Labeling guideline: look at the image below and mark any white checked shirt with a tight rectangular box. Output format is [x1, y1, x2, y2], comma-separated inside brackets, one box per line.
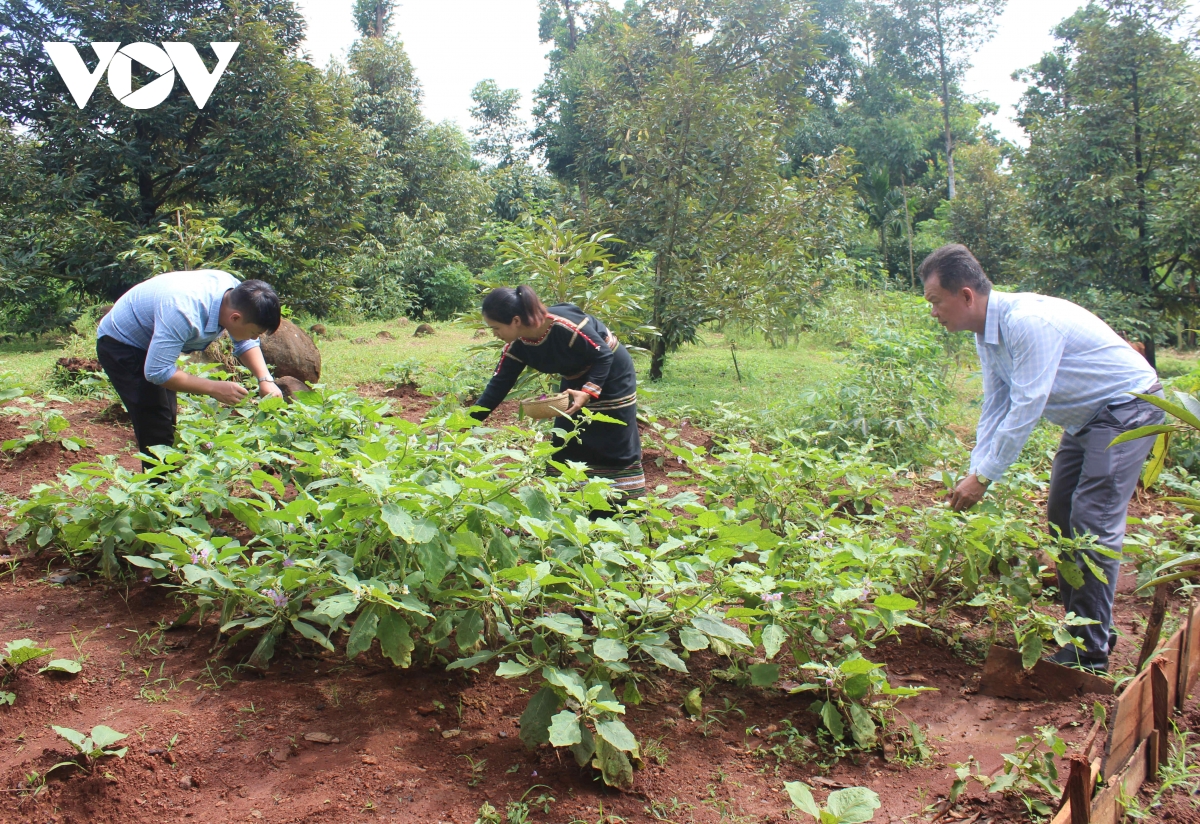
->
[970, 291, 1158, 481]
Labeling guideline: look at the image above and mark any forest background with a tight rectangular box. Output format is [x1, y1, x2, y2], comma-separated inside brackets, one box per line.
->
[1, 0, 1198, 378]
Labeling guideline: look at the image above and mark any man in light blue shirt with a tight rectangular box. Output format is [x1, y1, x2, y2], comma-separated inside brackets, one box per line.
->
[921, 244, 1163, 673]
[96, 270, 284, 465]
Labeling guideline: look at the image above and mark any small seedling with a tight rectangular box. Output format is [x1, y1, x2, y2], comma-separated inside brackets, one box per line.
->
[50, 724, 129, 773]
[784, 781, 881, 823]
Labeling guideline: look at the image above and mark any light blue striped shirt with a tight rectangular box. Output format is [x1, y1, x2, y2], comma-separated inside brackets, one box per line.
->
[971, 291, 1158, 481]
[96, 270, 260, 385]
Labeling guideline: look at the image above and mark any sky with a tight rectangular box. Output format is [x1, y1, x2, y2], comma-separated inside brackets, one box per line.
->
[294, 0, 1192, 145]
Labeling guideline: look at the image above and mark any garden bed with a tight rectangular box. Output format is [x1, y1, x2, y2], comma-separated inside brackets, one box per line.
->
[0, 397, 1196, 823]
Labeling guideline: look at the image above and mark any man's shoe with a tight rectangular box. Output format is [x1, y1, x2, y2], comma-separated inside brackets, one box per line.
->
[1045, 645, 1109, 674]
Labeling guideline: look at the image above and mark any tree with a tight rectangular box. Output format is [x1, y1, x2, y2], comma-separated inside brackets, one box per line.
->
[1017, 0, 1200, 366]
[0, 0, 371, 301]
[470, 80, 529, 168]
[535, 0, 819, 379]
[353, 0, 396, 38]
[888, 0, 1007, 199]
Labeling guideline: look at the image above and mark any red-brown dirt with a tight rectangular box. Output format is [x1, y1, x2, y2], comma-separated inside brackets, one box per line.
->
[0, 395, 1195, 823]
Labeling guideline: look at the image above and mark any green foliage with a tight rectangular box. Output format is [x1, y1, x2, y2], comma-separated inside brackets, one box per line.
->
[785, 781, 881, 823]
[1, 391, 87, 455]
[492, 216, 656, 340]
[51, 724, 129, 766]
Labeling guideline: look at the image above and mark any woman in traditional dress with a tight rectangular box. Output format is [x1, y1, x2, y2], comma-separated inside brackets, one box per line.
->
[471, 285, 645, 503]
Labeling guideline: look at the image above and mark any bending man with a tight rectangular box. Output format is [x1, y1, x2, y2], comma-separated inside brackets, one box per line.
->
[921, 244, 1163, 673]
[96, 270, 283, 465]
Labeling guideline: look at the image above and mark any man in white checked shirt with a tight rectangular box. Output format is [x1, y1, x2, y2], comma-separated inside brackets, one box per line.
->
[920, 244, 1164, 673]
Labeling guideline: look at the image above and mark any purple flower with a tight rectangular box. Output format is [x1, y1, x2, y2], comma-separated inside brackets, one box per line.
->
[261, 588, 288, 609]
[189, 547, 213, 564]
[531, 770, 538, 777]
[283, 557, 296, 568]
[143, 574, 152, 583]
[824, 678, 834, 689]
[762, 592, 783, 603]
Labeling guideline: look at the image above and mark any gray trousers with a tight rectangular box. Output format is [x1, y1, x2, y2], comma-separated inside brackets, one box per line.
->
[1047, 396, 1165, 657]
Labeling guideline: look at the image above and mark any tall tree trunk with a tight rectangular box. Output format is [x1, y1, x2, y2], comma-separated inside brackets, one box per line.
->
[935, 0, 956, 200]
[902, 172, 915, 288]
[649, 258, 667, 381]
[1132, 65, 1156, 369]
[560, 0, 589, 214]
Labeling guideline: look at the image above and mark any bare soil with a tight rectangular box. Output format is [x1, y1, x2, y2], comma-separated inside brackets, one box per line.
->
[0, 394, 1196, 823]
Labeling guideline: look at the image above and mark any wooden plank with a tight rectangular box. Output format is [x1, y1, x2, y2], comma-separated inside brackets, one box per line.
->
[1152, 660, 1171, 766]
[1183, 600, 1200, 700]
[979, 646, 1114, 701]
[1088, 737, 1150, 824]
[1051, 758, 1102, 824]
[1067, 756, 1093, 824]
[1104, 628, 1183, 780]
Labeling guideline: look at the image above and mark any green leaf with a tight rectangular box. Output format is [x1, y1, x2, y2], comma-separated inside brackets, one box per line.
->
[375, 609, 414, 668]
[690, 613, 752, 647]
[445, 650, 497, 671]
[684, 687, 703, 718]
[456, 609, 485, 653]
[570, 724, 596, 767]
[38, 659, 81, 675]
[1132, 392, 1200, 431]
[519, 687, 560, 750]
[3, 639, 54, 668]
[533, 613, 584, 639]
[290, 618, 335, 653]
[820, 700, 845, 739]
[642, 644, 688, 673]
[826, 787, 881, 823]
[595, 718, 638, 752]
[380, 504, 416, 542]
[52, 725, 87, 752]
[762, 624, 786, 660]
[89, 725, 127, 750]
[346, 603, 380, 660]
[0, 691, 14, 706]
[1109, 424, 1176, 446]
[749, 663, 780, 687]
[593, 638, 629, 661]
[496, 660, 537, 678]
[1020, 633, 1044, 670]
[784, 781, 822, 818]
[848, 703, 877, 748]
[873, 593, 918, 611]
[679, 627, 710, 651]
[543, 666, 588, 703]
[548, 711, 583, 747]
[592, 736, 634, 790]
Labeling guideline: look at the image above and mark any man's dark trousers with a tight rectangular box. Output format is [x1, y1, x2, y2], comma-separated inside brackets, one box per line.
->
[96, 336, 177, 467]
[1047, 395, 1165, 658]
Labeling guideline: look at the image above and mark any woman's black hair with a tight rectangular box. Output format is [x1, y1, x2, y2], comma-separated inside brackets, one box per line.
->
[481, 285, 547, 326]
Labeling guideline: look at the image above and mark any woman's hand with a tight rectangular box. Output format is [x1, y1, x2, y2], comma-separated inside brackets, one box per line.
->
[565, 389, 593, 415]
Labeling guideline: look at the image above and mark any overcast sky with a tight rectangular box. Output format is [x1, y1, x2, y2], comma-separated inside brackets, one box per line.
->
[294, 0, 1194, 145]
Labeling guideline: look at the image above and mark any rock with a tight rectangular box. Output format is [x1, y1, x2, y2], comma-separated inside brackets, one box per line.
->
[272, 748, 289, 763]
[178, 775, 195, 789]
[258, 318, 321, 384]
[413, 323, 435, 338]
[46, 569, 83, 585]
[361, 755, 378, 765]
[440, 729, 461, 739]
[377, 330, 395, 340]
[353, 336, 371, 345]
[304, 732, 339, 744]
[309, 323, 327, 336]
[274, 375, 310, 401]
[417, 705, 437, 716]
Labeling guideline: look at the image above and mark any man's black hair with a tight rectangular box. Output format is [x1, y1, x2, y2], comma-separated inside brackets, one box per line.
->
[918, 244, 993, 296]
[229, 279, 282, 333]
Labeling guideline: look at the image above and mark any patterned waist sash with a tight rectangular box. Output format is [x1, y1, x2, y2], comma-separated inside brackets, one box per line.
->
[588, 392, 637, 412]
